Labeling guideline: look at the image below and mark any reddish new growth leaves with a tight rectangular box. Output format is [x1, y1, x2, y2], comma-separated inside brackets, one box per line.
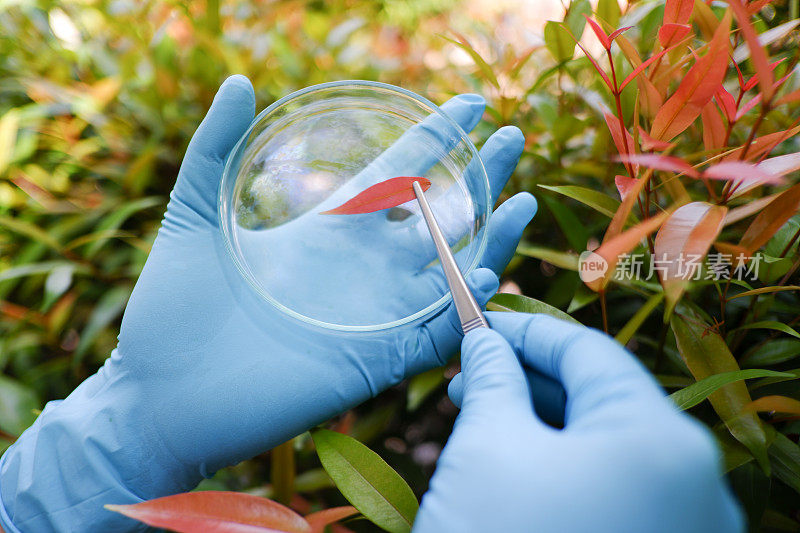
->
[320, 177, 430, 215]
[105, 491, 358, 533]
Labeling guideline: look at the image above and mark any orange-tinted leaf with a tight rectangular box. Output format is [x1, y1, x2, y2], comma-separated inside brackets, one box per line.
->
[724, 193, 781, 225]
[728, 0, 774, 101]
[715, 88, 738, 123]
[664, 0, 695, 25]
[758, 152, 800, 178]
[608, 26, 633, 42]
[650, 10, 731, 141]
[584, 15, 611, 49]
[306, 507, 359, 533]
[777, 88, 800, 106]
[701, 102, 726, 152]
[747, 0, 773, 14]
[617, 153, 700, 178]
[620, 46, 675, 90]
[585, 211, 670, 292]
[659, 23, 692, 47]
[736, 71, 793, 120]
[703, 161, 784, 190]
[743, 58, 785, 91]
[604, 113, 637, 167]
[723, 125, 800, 161]
[320, 177, 430, 215]
[740, 183, 800, 254]
[654, 202, 727, 311]
[693, 0, 720, 39]
[605, 174, 650, 241]
[104, 492, 311, 533]
[638, 126, 675, 151]
[614, 175, 638, 200]
[714, 241, 751, 266]
[746, 395, 800, 415]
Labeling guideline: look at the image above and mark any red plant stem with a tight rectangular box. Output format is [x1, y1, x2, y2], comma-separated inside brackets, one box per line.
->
[607, 48, 635, 179]
[740, 102, 770, 160]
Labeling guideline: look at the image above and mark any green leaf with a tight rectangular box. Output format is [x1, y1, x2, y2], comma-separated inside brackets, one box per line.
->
[731, 321, 800, 340]
[0, 216, 62, 252]
[487, 293, 580, 324]
[310, 428, 418, 533]
[729, 462, 771, 529]
[567, 284, 599, 313]
[669, 369, 793, 410]
[597, 0, 621, 26]
[0, 109, 19, 176]
[742, 339, 800, 367]
[565, 0, 592, 37]
[406, 368, 444, 411]
[769, 432, 800, 496]
[0, 375, 39, 436]
[671, 307, 771, 473]
[729, 285, 800, 300]
[515, 243, 579, 271]
[615, 293, 664, 345]
[750, 368, 800, 390]
[439, 34, 499, 88]
[84, 196, 163, 258]
[0, 261, 85, 283]
[544, 21, 576, 62]
[542, 193, 589, 251]
[537, 184, 620, 218]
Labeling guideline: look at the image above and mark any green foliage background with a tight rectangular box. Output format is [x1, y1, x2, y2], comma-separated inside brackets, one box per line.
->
[2, 0, 800, 530]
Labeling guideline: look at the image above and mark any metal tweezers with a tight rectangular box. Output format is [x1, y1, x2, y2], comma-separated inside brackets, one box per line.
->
[412, 181, 490, 335]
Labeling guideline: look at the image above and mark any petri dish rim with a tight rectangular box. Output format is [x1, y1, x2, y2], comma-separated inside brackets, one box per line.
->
[218, 79, 492, 332]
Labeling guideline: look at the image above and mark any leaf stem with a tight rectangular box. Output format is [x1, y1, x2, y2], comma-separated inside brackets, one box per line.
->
[600, 289, 609, 333]
[271, 439, 295, 506]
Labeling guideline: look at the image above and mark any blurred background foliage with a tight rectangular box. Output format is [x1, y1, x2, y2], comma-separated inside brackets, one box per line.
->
[2, 0, 800, 530]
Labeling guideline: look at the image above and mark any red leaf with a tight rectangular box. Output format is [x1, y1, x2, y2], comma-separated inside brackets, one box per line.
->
[105, 492, 311, 533]
[320, 177, 431, 215]
[614, 175, 639, 201]
[740, 184, 800, 254]
[664, 0, 694, 25]
[565, 27, 614, 89]
[701, 102, 726, 151]
[616, 153, 700, 178]
[658, 23, 692, 48]
[655, 202, 727, 310]
[777, 88, 800, 106]
[650, 11, 732, 140]
[743, 58, 785, 91]
[306, 507, 359, 533]
[584, 15, 611, 49]
[606, 174, 650, 241]
[620, 45, 676, 90]
[747, 0, 773, 15]
[728, 0, 774, 101]
[736, 71, 793, 120]
[604, 113, 637, 169]
[703, 161, 785, 194]
[758, 152, 800, 178]
[638, 126, 675, 151]
[715, 87, 738, 123]
[608, 26, 633, 42]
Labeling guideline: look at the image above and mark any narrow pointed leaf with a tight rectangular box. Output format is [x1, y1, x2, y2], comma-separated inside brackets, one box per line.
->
[608, 26, 633, 42]
[306, 507, 359, 533]
[693, 0, 720, 39]
[638, 126, 674, 151]
[715, 88, 738, 123]
[440, 34, 499, 89]
[585, 212, 670, 292]
[724, 194, 781, 226]
[740, 184, 800, 255]
[104, 492, 311, 533]
[659, 23, 692, 47]
[703, 161, 785, 191]
[743, 58, 785, 92]
[758, 153, 800, 178]
[670, 369, 793, 410]
[654, 202, 727, 311]
[620, 46, 675, 91]
[746, 395, 800, 415]
[604, 113, 637, 167]
[614, 175, 638, 200]
[664, 0, 695, 24]
[605, 174, 650, 241]
[615, 293, 664, 345]
[320, 177, 430, 215]
[733, 321, 800, 340]
[616, 153, 700, 178]
[727, 0, 774, 100]
[671, 308, 771, 472]
[537, 184, 620, 218]
[777, 88, 800, 106]
[769, 433, 800, 496]
[701, 102, 726, 152]
[729, 285, 800, 300]
[562, 23, 613, 89]
[311, 429, 418, 533]
[584, 15, 611, 49]
[488, 293, 579, 324]
[515, 244, 580, 271]
[650, 11, 731, 140]
[723, 125, 800, 161]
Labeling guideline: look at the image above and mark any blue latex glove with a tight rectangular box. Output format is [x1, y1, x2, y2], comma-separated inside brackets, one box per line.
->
[0, 76, 537, 532]
[414, 312, 745, 533]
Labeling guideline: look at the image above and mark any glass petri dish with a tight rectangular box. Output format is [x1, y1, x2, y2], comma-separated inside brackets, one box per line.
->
[219, 80, 491, 331]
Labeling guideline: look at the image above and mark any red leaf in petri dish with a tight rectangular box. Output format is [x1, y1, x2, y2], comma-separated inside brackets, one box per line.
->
[320, 176, 431, 215]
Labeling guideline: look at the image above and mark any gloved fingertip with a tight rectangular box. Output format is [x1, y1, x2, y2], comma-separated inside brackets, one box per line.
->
[466, 268, 499, 304]
[495, 125, 525, 152]
[447, 372, 464, 408]
[508, 191, 537, 222]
